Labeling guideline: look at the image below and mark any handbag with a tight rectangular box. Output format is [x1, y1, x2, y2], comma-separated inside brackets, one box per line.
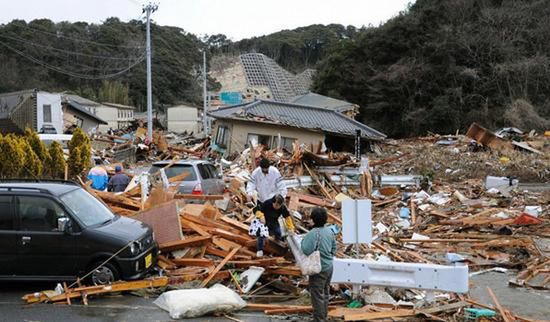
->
[299, 229, 322, 276]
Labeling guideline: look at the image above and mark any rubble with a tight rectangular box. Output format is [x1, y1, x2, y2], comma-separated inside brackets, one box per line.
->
[22, 124, 550, 321]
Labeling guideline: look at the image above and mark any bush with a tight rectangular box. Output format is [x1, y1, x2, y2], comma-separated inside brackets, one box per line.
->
[47, 141, 66, 179]
[0, 134, 25, 178]
[68, 128, 91, 177]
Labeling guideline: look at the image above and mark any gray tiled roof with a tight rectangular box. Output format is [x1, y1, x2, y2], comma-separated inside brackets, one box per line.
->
[289, 92, 357, 112]
[208, 100, 386, 140]
[62, 94, 108, 124]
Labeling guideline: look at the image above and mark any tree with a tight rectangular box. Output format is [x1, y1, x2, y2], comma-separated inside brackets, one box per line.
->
[0, 134, 25, 178]
[24, 128, 51, 168]
[67, 128, 91, 177]
[20, 139, 43, 178]
[47, 141, 66, 179]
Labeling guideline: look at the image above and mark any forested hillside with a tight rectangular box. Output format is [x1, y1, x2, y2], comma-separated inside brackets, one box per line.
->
[206, 24, 358, 72]
[313, 0, 550, 136]
[2, 0, 550, 137]
[0, 18, 204, 109]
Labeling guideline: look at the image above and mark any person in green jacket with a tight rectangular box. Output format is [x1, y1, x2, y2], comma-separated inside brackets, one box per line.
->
[301, 207, 337, 322]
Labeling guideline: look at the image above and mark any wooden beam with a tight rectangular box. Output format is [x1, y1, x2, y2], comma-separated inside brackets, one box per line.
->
[487, 287, 512, 322]
[344, 309, 416, 321]
[200, 247, 240, 288]
[171, 258, 215, 267]
[23, 277, 168, 304]
[159, 235, 212, 252]
[174, 194, 224, 200]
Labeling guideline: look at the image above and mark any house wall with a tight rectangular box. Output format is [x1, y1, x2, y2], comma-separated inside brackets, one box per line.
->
[36, 92, 63, 134]
[95, 106, 118, 132]
[212, 119, 324, 154]
[167, 106, 199, 133]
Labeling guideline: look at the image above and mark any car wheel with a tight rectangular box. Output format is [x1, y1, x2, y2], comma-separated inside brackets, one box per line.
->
[90, 262, 120, 285]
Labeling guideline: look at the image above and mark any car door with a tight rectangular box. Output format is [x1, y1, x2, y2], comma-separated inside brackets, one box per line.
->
[206, 163, 226, 194]
[0, 195, 16, 276]
[15, 195, 78, 278]
[197, 163, 217, 195]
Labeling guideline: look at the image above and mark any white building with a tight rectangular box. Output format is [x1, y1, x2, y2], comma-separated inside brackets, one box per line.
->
[167, 104, 200, 134]
[0, 89, 63, 134]
[95, 102, 135, 132]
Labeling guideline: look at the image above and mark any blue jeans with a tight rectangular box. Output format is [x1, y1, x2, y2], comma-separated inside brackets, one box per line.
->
[257, 225, 282, 251]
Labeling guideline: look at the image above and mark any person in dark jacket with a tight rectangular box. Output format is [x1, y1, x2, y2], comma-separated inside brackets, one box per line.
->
[253, 194, 295, 257]
[301, 207, 336, 322]
[108, 165, 130, 192]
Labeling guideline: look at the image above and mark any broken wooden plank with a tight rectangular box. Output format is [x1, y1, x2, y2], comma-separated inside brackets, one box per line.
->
[159, 235, 212, 252]
[487, 287, 512, 322]
[171, 258, 215, 267]
[200, 247, 240, 287]
[174, 194, 225, 200]
[23, 277, 168, 304]
[344, 309, 416, 321]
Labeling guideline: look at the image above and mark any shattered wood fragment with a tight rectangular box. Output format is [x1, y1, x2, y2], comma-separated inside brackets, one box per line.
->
[200, 247, 240, 287]
[171, 258, 214, 267]
[22, 277, 168, 304]
[487, 287, 512, 322]
[343, 309, 416, 321]
[159, 235, 212, 252]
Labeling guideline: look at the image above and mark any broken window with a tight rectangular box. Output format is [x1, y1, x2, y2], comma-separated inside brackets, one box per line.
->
[247, 133, 273, 149]
[43, 104, 52, 123]
[215, 126, 229, 148]
[279, 136, 296, 151]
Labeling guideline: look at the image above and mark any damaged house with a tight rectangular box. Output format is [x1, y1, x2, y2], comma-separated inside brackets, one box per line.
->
[208, 99, 386, 154]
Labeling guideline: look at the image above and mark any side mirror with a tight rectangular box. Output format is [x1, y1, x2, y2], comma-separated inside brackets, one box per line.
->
[57, 217, 70, 233]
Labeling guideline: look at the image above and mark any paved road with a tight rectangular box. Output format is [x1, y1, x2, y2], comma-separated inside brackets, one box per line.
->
[0, 282, 292, 322]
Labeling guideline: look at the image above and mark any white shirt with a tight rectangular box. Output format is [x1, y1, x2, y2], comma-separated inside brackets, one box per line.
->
[246, 166, 287, 203]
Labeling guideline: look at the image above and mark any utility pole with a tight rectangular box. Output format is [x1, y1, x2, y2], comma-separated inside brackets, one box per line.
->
[202, 50, 208, 136]
[144, 2, 158, 141]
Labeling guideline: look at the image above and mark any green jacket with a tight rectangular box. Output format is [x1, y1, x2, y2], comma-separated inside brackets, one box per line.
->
[301, 226, 337, 272]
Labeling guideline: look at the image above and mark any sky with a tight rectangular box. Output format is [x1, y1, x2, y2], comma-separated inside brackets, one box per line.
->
[0, 0, 412, 40]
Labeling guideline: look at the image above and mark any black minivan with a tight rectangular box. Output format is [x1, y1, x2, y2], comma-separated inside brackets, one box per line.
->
[0, 181, 158, 284]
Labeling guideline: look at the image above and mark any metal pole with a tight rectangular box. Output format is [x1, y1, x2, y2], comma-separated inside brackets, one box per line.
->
[202, 50, 208, 135]
[144, 3, 157, 141]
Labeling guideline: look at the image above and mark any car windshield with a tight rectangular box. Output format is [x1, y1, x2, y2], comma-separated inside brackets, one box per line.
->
[60, 188, 115, 227]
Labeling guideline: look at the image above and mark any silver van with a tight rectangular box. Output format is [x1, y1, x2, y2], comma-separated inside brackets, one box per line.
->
[148, 160, 225, 195]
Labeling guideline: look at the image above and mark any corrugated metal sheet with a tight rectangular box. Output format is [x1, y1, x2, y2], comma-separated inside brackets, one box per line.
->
[209, 100, 386, 140]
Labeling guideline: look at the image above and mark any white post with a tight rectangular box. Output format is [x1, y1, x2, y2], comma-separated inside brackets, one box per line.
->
[202, 50, 208, 135]
[144, 2, 157, 141]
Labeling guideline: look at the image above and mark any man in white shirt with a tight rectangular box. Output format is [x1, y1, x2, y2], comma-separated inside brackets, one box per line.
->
[247, 158, 287, 203]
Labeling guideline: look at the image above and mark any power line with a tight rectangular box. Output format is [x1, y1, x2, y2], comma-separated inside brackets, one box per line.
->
[11, 22, 145, 49]
[0, 33, 144, 61]
[0, 40, 145, 80]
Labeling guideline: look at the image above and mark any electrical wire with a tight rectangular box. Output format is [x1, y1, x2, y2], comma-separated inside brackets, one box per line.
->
[11, 22, 145, 49]
[0, 33, 144, 61]
[0, 40, 145, 80]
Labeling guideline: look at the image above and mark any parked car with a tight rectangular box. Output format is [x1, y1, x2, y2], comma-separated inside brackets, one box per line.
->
[0, 181, 158, 284]
[148, 160, 225, 195]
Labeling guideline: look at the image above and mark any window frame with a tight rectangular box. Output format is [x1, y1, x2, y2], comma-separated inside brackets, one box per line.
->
[43, 104, 52, 123]
[215, 126, 229, 148]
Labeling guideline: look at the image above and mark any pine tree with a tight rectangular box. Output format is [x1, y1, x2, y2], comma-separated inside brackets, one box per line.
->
[24, 128, 51, 171]
[68, 128, 91, 175]
[68, 146, 83, 177]
[20, 139, 43, 178]
[0, 134, 25, 178]
[47, 141, 67, 179]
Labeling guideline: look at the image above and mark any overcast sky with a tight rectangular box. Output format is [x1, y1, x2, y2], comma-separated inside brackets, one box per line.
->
[0, 0, 412, 40]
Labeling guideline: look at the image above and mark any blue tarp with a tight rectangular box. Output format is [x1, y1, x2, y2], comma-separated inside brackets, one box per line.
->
[220, 92, 242, 105]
